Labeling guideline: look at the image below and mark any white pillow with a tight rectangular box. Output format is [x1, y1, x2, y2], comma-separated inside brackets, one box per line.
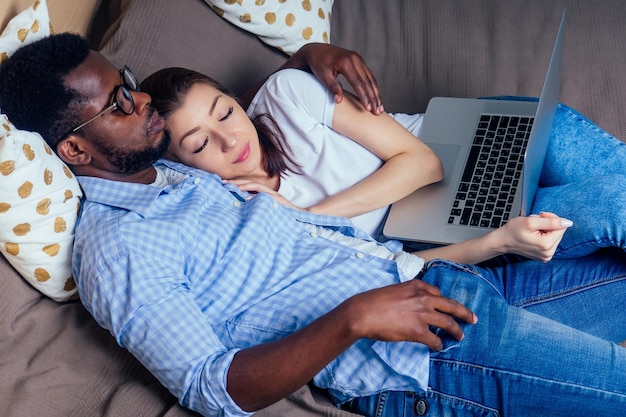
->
[203, 0, 334, 55]
[0, 0, 83, 302]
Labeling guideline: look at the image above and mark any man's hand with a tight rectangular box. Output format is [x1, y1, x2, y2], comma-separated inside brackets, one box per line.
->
[341, 279, 478, 352]
[227, 278, 476, 411]
[283, 43, 384, 114]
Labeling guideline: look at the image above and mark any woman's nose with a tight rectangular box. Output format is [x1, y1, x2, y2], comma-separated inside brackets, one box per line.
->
[218, 134, 237, 151]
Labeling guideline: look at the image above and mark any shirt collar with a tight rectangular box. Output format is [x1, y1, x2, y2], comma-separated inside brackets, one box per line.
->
[77, 159, 224, 216]
[76, 159, 366, 239]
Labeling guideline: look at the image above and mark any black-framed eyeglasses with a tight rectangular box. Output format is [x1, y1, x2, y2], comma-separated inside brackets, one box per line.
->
[70, 66, 140, 133]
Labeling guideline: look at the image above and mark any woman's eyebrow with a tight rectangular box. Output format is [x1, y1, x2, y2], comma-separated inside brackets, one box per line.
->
[209, 94, 222, 116]
[179, 126, 200, 145]
[179, 94, 223, 145]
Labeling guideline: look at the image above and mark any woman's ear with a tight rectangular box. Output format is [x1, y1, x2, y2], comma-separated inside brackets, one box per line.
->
[55, 135, 91, 167]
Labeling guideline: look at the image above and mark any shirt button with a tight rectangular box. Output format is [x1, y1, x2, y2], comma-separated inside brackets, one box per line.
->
[355, 252, 365, 259]
[310, 231, 319, 238]
[414, 399, 429, 416]
[233, 200, 241, 207]
[192, 177, 200, 184]
[272, 202, 279, 209]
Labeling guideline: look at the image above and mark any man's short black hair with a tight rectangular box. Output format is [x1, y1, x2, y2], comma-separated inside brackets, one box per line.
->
[0, 33, 90, 149]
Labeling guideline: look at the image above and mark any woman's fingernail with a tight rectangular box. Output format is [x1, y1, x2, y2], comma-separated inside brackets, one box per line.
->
[561, 219, 573, 227]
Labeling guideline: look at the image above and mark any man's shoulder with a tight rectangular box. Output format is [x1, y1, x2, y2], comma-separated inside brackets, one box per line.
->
[77, 175, 161, 215]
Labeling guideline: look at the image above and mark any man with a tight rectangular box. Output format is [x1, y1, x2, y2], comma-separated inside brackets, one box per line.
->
[2, 33, 626, 417]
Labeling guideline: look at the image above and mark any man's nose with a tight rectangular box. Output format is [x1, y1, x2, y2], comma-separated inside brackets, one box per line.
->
[132, 91, 153, 114]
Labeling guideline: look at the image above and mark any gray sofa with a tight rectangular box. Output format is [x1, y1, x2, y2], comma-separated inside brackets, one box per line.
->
[95, 0, 626, 141]
[2, 1, 626, 416]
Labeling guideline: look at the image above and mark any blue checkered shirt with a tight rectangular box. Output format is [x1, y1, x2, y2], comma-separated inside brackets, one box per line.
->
[73, 160, 430, 417]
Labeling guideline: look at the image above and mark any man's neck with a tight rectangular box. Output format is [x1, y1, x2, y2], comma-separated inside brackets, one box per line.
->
[73, 165, 158, 184]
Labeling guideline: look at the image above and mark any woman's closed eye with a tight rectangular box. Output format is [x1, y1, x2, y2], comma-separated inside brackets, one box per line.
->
[220, 106, 233, 121]
[193, 137, 209, 154]
[191, 107, 232, 153]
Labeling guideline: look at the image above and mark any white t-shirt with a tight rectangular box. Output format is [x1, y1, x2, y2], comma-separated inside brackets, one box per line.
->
[247, 69, 424, 237]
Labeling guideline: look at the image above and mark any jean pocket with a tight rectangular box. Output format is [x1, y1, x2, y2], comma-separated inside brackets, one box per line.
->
[428, 325, 463, 354]
[421, 390, 501, 417]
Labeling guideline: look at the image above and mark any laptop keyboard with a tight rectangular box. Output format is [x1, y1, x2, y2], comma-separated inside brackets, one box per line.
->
[448, 114, 534, 229]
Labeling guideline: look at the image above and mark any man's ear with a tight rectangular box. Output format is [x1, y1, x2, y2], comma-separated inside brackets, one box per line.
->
[55, 135, 91, 167]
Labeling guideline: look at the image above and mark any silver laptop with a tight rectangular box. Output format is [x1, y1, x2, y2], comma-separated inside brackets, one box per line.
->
[383, 10, 566, 245]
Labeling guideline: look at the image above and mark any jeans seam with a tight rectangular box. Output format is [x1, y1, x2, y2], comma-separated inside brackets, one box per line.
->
[513, 273, 626, 308]
[374, 390, 388, 417]
[556, 237, 624, 256]
[431, 357, 626, 399]
[425, 388, 500, 416]
[427, 259, 505, 298]
[563, 104, 614, 140]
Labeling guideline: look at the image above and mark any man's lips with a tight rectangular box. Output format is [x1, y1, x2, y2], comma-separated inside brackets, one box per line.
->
[147, 111, 165, 134]
[233, 142, 251, 163]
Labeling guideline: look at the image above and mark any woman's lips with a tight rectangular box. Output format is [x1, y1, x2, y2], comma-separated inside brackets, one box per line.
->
[233, 142, 251, 163]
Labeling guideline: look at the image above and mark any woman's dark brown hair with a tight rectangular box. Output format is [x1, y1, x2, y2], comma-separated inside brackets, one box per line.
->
[140, 67, 300, 178]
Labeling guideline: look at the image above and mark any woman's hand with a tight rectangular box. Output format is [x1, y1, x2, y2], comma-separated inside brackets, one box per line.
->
[490, 212, 573, 262]
[283, 43, 383, 114]
[415, 211, 573, 264]
[225, 179, 305, 211]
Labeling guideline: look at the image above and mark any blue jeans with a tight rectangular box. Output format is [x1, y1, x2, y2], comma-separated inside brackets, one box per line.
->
[345, 248, 626, 416]
[535, 102, 626, 258]
[484, 97, 626, 258]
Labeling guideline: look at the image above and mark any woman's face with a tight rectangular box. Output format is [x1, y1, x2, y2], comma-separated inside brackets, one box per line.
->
[164, 82, 263, 179]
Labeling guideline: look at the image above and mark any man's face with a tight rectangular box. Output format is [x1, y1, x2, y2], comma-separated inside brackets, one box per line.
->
[63, 52, 169, 175]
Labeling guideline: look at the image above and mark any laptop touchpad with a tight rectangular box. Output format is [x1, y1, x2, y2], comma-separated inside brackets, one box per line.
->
[426, 143, 460, 185]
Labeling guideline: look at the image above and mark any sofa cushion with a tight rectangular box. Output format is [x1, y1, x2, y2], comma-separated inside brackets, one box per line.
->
[97, 0, 287, 97]
[202, 0, 333, 55]
[329, 0, 626, 141]
[0, 0, 49, 62]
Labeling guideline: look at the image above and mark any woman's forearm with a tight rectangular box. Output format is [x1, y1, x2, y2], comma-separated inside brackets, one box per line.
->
[308, 150, 442, 219]
[308, 94, 443, 219]
[413, 232, 504, 265]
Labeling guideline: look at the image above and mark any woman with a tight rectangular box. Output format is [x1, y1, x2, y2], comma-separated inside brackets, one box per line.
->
[141, 67, 626, 264]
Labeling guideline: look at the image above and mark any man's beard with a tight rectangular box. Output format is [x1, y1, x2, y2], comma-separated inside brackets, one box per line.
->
[97, 129, 171, 174]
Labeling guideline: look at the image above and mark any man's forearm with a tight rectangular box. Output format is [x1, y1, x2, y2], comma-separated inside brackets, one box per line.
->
[226, 279, 477, 412]
[226, 300, 360, 412]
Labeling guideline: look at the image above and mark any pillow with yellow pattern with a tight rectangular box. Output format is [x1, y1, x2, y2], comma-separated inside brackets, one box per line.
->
[0, 116, 82, 302]
[0, 0, 51, 64]
[0, 0, 83, 302]
[203, 0, 334, 55]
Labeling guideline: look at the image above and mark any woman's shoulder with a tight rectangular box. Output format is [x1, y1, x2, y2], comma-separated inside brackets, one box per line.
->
[263, 68, 325, 94]
[250, 68, 334, 119]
